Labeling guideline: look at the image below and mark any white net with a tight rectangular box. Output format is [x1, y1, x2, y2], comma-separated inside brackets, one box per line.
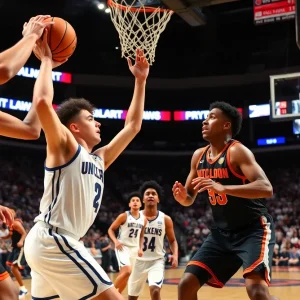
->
[108, 0, 173, 65]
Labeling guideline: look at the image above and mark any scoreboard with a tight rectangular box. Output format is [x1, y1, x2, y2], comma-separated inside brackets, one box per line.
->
[270, 72, 300, 121]
[254, 0, 295, 25]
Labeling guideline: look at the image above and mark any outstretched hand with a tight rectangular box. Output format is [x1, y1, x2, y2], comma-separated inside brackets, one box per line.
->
[22, 15, 54, 41]
[34, 29, 67, 69]
[172, 181, 188, 204]
[127, 49, 149, 82]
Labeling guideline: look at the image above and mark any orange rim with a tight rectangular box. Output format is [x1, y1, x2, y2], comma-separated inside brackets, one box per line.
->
[107, 0, 174, 13]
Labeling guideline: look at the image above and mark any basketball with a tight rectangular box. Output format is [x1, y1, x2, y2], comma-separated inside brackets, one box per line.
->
[34, 17, 77, 62]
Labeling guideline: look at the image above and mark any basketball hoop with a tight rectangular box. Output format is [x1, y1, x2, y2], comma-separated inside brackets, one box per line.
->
[107, 0, 174, 65]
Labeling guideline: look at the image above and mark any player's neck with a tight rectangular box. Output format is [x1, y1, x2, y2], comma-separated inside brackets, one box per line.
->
[143, 207, 158, 218]
[130, 209, 140, 218]
[209, 137, 231, 158]
[74, 136, 93, 153]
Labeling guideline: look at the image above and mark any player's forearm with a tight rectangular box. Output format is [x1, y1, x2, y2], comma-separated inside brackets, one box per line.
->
[180, 193, 196, 207]
[34, 57, 54, 106]
[20, 103, 41, 139]
[224, 180, 273, 199]
[124, 79, 146, 131]
[0, 34, 38, 84]
[169, 240, 178, 258]
[107, 229, 118, 244]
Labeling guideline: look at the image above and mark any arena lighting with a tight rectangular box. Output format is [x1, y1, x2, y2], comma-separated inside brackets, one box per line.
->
[0, 97, 171, 122]
[17, 66, 72, 84]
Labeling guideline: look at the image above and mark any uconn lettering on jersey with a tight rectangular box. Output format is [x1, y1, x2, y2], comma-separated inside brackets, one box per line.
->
[145, 227, 162, 236]
[81, 161, 104, 182]
[128, 223, 143, 229]
[198, 168, 229, 179]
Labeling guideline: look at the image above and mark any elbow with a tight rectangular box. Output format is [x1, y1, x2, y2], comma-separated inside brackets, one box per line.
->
[0, 64, 13, 85]
[127, 122, 141, 134]
[36, 97, 51, 112]
[28, 129, 40, 140]
[265, 183, 273, 198]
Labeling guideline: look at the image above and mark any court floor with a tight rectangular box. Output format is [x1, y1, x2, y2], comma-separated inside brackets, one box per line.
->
[23, 266, 300, 299]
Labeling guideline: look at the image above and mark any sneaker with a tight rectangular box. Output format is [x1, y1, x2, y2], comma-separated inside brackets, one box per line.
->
[19, 289, 28, 299]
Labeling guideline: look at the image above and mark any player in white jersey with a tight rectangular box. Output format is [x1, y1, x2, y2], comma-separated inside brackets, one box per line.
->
[108, 192, 147, 293]
[0, 15, 53, 300]
[23, 29, 149, 300]
[128, 181, 178, 300]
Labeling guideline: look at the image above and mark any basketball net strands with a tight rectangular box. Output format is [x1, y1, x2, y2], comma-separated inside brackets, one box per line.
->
[107, 0, 174, 65]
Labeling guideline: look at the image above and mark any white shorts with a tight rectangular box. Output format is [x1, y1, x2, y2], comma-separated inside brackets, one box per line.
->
[128, 258, 165, 296]
[115, 245, 138, 269]
[24, 222, 113, 300]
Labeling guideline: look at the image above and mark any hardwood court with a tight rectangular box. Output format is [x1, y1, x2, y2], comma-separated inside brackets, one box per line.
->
[23, 266, 300, 299]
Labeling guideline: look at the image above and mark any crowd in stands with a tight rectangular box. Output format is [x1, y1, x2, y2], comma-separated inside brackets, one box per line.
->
[0, 147, 300, 280]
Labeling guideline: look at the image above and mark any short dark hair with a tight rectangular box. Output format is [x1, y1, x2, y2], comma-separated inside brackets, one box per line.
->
[139, 180, 164, 201]
[127, 191, 142, 203]
[209, 101, 242, 137]
[56, 98, 95, 126]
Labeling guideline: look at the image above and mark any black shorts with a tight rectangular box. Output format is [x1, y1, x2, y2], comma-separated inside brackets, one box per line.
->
[0, 262, 9, 281]
[6, 247, 26, 270]
[185, 215, 275, 288]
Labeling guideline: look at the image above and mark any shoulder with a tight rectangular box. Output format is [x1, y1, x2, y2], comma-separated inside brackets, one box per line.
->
[228, 141, 255, 163]
[164, 214, 173, 225]
[191, 146, 209, 165]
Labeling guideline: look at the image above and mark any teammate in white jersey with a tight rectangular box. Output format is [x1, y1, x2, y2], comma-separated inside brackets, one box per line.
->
[24, 29, 149, 300]
[0, 15, 53, 300]
[108, 192, 147, 293]
[128, 181, 178, 300]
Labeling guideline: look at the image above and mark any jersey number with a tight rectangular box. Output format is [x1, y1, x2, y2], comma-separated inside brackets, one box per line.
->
[208, 188, 228, 206]
[129, 228, 138, 238]
[93, 183, 102, 213]
[143, 237, 156, 252]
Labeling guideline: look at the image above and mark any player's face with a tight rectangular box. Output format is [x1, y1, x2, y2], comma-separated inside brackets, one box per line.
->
[202, 108, 230, 141]
[129, 197, 142, 210]
[143, 188, 159, 207]
[74, 110, 101, 146]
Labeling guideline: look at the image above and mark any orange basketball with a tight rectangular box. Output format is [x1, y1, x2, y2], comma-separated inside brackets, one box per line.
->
[34, 17, 77, 62]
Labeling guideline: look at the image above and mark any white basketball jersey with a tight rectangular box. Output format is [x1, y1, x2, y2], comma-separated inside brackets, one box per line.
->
[138, 210, 166, 261]
[117, 211, 145, 247]
[35, 145, 104, 238]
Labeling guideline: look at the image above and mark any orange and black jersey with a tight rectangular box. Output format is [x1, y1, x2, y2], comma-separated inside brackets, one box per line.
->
[9, 218, 23, 248]
[197, 139, 268, 231]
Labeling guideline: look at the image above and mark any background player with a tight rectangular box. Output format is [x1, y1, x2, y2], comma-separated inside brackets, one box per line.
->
[128, 180, 178, 300]
[0, 15, 52, 300]
[2, 209, 28, 298]
[108, 192, 147, 294]
[173, 101, 278, 300]
[24, 28, 149, 300]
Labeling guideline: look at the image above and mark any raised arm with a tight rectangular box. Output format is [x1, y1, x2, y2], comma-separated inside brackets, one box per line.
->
[94, 49, 149, 170]
[165, 215, 178, 268]
[172, 148, 205, 206]
[0, 109, 40, 140]
[108, 213, 127, 251]
[0, 15, 53, 84]
[33, 30, 77, 167]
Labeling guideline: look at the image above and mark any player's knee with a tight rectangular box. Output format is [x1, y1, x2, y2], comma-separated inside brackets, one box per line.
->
[121, 266, 132, 278]
[149, 285, 160, 299]
[246, 284, 269, 300]
[178, 273, 201, 294]
[0, 280, 19, 300]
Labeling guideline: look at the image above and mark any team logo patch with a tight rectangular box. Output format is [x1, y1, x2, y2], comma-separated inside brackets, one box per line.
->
[164, 278, 300, 287]
[218, 157, 224, 164]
